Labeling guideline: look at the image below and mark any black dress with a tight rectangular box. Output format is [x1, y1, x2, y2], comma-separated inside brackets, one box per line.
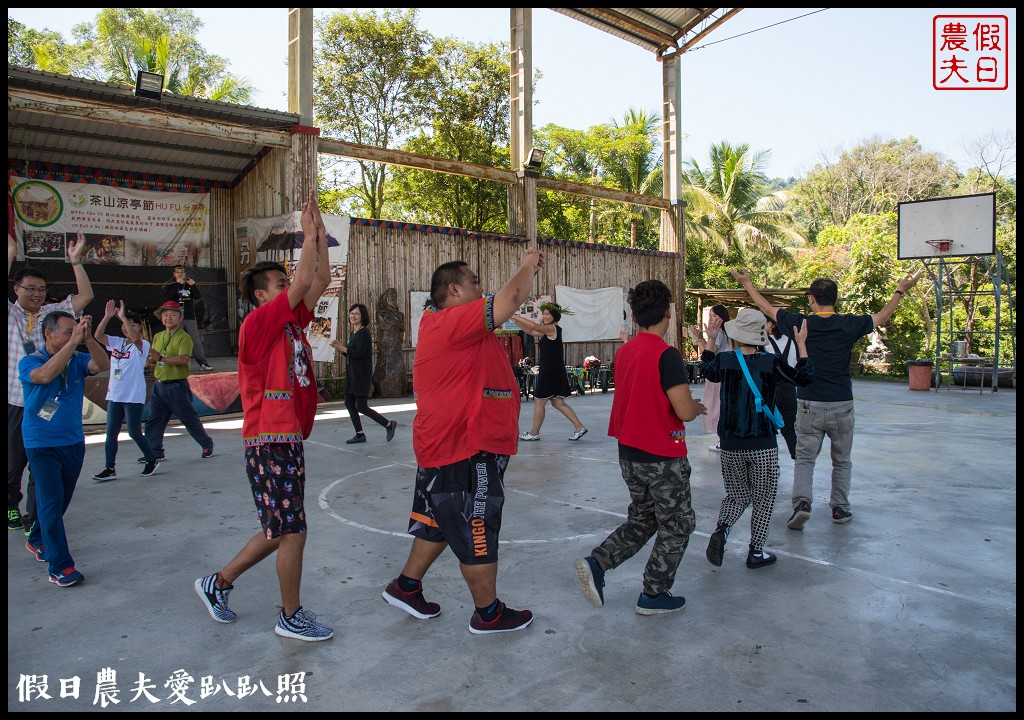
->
[345, 327, 373, 397]
[533, 325, 573, 399]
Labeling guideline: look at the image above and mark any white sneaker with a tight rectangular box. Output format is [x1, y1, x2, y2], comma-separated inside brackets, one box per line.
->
[709, 442, 721, 452]
[568, 427, 589, 441]
[519, 431, 540, 441]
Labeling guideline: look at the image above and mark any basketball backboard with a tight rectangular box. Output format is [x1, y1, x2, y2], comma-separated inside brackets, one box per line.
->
[897, 192, 996, 259]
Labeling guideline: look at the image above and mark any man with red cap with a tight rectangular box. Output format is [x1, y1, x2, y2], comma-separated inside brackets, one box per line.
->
[143, 300, 215, 462]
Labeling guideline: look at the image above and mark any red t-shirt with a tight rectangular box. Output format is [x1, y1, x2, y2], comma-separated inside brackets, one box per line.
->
[238, 291, 317, 446]
[412, 295, 520, 466]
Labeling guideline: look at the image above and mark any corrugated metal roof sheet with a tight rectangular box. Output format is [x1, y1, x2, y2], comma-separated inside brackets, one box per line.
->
[549, 8, 736, 55]
[8, 65, 299, 185]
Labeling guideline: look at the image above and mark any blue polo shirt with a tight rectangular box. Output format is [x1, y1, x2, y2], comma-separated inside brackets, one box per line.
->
[18, 349, 93, 449]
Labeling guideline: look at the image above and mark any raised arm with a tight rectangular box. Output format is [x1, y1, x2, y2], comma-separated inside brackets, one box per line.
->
[116, 301, 144, 351]
[81, 316, 110, 374]
[303, 194, 331, 310]
[511, 314, 555, 340]
[94, 299, 118, 347]
[730, 268, 778, 322]
[8, 233, 19, 276]
[871, 269, 923, 328]
[287, 190, 319, 310]
[492, 249, 544, 326]
[67, 233, 95, 314]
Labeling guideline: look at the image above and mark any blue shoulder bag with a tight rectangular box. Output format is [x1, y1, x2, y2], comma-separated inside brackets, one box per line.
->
[734, 350, 785, 430]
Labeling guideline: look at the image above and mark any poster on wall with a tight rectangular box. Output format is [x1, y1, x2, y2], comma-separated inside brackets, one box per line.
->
[307, 295, 338, 362]
[233, 211, 349, 325]
[9, 176, 210, 266]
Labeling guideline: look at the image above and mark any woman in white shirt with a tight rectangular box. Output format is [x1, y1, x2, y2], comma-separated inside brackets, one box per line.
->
[91, 300, 162, 480]
[763, 315, 799, 459]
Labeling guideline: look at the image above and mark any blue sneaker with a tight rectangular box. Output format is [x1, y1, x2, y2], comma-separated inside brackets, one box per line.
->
[635, 591, 686, 615]
[275, 607, 334, 641]
[574, 556, 605, 608]
[49, 567, 85, 587]
[25, 539, 45, 562]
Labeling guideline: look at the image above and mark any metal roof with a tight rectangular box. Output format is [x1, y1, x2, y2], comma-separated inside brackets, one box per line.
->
[549, 8, 740, 56]
[685, 287, 809, 309]
[8, 65, 299, 185]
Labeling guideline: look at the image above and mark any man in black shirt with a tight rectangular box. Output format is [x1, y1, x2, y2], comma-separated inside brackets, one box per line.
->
[163, 265, 213, 371]
[731, 268, 921, 529]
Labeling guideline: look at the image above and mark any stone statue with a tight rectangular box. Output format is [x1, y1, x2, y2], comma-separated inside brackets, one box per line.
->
[373, 287, 407, 397]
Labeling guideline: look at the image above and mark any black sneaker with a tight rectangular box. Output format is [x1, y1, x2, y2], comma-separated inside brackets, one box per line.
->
[787, 501, 812, 530]
[706, 525, 729, 567]
[201, 445, 214, 459]
[140, 459, 162, 477]
[468, 601, 534, 634]
[831, 506, 853, 524]
[92, 468, 117, 482]
[139, 454, 166, 464]
[381, 578, 441, 619]
[386, 421, 397, 442]
[635, 591, 686, 615]
[746, 547, 778, 569]
[8, 508, 24, 530]
[346, 434, 366, 444]
[574, 556, 605, 608]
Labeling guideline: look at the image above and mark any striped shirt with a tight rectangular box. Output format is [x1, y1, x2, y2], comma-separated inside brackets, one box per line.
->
[8, 296, 75, 406]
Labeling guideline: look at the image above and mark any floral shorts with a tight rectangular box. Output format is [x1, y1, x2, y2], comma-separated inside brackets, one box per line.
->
[245, 442, 307, 539]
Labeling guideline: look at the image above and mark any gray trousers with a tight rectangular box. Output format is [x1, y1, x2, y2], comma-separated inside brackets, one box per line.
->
[182, 318, 209, 366]
[792, 399, 855, 511]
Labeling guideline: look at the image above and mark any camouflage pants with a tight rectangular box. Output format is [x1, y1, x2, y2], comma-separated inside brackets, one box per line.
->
[592, 457, 695, 596]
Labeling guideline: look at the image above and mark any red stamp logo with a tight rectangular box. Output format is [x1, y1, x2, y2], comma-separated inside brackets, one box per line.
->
[933, 15, 1009, 90]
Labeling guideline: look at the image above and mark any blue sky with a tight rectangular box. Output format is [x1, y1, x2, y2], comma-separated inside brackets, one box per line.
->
[8, 7, 1017, 179]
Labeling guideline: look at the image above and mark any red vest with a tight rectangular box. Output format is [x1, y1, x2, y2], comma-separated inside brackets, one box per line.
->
[608, 332, 688, 457]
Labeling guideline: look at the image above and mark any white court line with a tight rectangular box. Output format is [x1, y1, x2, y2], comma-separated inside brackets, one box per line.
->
[318, 459, 1013, 611]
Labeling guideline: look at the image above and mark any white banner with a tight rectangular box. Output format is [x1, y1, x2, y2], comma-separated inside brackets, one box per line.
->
[555, 285, 626, 342]
[307, 295, 339, 362]
[10, 176, 210, 266]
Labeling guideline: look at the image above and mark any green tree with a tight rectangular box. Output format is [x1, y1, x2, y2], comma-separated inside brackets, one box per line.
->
[314, 9, 436, 219]
[9, 9, 253, 103]
[386, 37, 510, 230]
[788, 135, 960, 241]
[599, 108, 663, 248]
[682, 141, 805, 272]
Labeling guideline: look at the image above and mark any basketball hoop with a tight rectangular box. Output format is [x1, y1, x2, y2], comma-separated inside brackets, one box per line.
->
[925, 239, 953, 253]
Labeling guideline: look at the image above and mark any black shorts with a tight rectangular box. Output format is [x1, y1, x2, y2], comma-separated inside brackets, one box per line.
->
[245, 442, 307, 539]
[408, 452, 508, 565]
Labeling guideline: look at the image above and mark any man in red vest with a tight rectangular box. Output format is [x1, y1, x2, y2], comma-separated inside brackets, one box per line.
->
[574, 279, 706, 615]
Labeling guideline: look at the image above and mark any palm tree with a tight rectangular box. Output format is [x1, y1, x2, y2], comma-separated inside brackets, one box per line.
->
[682, 141, 805, 265]
[603, 108, 663, 248]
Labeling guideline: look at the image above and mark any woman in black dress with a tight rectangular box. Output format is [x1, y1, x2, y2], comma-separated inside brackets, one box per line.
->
[511, 303, 588, 441]
[330, 303, 397, 444]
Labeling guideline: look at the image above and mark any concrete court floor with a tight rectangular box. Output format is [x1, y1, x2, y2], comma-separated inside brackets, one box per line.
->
[6, 378, 1016, 712]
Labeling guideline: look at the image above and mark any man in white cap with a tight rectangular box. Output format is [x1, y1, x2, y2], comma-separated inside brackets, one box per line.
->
[143, 300, 214, 462]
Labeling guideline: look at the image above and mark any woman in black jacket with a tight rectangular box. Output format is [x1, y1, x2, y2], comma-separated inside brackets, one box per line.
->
[331, 303, 397, 444]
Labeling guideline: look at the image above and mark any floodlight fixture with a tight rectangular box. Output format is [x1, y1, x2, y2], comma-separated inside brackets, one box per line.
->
[525, 147, 545, 171]
[135, 70, 164, 100]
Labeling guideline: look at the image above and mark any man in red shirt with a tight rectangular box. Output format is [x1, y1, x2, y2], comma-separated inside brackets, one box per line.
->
[193, 190, 334, 641]
[574, 280, 706, 615]
[382, 248, 544, 634]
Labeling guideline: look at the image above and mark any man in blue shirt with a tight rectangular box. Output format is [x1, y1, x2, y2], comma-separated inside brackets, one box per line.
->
[731, 268, 921, 529]
[19, 311, 109, 587]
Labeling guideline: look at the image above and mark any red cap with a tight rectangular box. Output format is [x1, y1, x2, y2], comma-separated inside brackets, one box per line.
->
[154, 301, 183, 318]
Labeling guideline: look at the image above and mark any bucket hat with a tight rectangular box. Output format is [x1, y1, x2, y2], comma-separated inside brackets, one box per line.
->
[724, 307, 768, 346]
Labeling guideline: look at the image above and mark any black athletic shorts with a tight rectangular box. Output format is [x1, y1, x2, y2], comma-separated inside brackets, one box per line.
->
[408, 451, 508, 565]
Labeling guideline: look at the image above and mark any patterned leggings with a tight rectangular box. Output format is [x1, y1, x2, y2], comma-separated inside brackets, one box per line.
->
[717, 448, 779, 552]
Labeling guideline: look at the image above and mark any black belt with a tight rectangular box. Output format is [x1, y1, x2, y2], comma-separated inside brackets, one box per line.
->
[158, 379, 187, 385]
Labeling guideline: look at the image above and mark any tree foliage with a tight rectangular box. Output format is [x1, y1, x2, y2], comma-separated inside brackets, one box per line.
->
[9, 9, 254, 103]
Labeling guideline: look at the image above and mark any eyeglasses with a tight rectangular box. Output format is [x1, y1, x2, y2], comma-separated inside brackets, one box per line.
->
[16, 285, 47, 294]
